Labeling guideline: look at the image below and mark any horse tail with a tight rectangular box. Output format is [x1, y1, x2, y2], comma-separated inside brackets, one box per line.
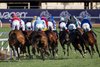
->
[48, 26, 52, 31]
[10, 33, 17, 41]
[62, 27, 66, 31]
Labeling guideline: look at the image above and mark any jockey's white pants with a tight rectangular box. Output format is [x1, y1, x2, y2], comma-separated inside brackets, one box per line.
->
[20, 20, 25, 31]
[12, 20, 20, 30]
[26, 22, 32, 30]
[36, 24, 44, 30]
[48, 21, 54, 30]
[59, 22, 67, 31]
[82, 23, 91, 31]
[68, 24, 76, 30]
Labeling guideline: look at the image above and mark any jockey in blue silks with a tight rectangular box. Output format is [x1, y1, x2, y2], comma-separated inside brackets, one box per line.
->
[48, 16, 56, 31]
[81, 16, 97, 36]
[34, 17, 46, 31]
[81, 16, 92, 32]
[48, 16, 58, 36]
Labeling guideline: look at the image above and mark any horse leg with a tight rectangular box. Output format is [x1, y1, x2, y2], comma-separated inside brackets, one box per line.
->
[85, 46, 92, 57]
[67, 44, 70, 56]
[80, 42, 86, 54]
[95, 42, 100, 57]
[27, 45, 31, 58]
[32, 47, 36, 56]
[90, 45, 94, 58]
[10, 45, 15, 59]
[60, 42, 66, 55]
[15, 46, 20, 60]
[40, 48, 45, 61]
[73, 43, 84, 58]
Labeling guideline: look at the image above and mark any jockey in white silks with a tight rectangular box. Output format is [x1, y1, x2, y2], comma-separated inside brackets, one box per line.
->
[81, 16, 92, 32]
[67, 16, 77, 31]
[31, 16, 37, 31]
[59, 17, 68, 31]
[34, 17, 46, 31]
[25, 20, 32, 31]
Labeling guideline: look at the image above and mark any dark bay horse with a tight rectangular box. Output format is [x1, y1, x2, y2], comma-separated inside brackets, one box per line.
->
[83, 30, 100, 58]
[45, 28, 58, 58]
[69, 29, 85, 58]
[31, 31, 49, 60]
[59, 28, 71, 56]
[8, 30, 26, 59]
[23, 30, 33, 58]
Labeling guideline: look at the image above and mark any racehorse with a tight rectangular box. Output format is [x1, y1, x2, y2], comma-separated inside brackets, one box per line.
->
[45, 27, 58, 58]
[59, 28, 70, 56]
[23, 30, 33, 58]
[8, 30, 26, 59]
[69, 29, 85, 58]
[83, 30, 100, 58]
[31, 30, 49, 60]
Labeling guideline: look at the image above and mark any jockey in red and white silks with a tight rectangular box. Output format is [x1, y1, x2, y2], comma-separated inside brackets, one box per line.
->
[59, 17, 68, 31]
[81, 16, 92, 32]
[11, 13, 21, 30]
[34, 17, 46, 31]
[11, 13, 25, 31]
[31, 16, 37, 31]
[41, 16, 48, 31]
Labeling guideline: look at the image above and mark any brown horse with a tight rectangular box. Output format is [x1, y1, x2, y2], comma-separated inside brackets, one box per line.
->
[8, 30, 26, 59]
[23, 30, 33, 58]
[59, 28, 71, 56]
[83, 30, 100, 58]
[31, 31, 49, 60]
[45, 29, 58, 58]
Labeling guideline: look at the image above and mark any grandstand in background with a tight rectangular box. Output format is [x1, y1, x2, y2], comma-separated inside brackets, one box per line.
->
[0, 0, 100, 9]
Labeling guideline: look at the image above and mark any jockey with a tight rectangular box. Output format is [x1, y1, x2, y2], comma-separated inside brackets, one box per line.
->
[48, 16, 58, 36]
[59, 17, 68, 31]
[31, 16, 37, 31]
[73, 16, 81, 28]
[25, 20, 32, 31]
[81, 16, 92, 32]
[10, 13, 21, 30]
[34, 17, 46, 31]
[67, 16, 77, 31]
[48, 16, 57, 31]
[81, 16, 97, 36]
[41, 16, 48, 31]
[11, 13, 25, 31]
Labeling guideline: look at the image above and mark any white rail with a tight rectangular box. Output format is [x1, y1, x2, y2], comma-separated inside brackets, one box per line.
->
[0, 38, 10, 52]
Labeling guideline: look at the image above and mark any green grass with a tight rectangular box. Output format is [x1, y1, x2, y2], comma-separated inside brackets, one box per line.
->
[0, 27, 100, 67]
